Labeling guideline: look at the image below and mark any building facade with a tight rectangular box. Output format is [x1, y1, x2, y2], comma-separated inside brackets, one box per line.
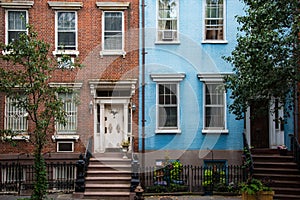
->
[139, 0, 245, 167]
[0, 0, 139, 162]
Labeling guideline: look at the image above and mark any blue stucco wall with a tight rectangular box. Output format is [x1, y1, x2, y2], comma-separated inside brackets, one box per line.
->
[139, 0, 245, 151]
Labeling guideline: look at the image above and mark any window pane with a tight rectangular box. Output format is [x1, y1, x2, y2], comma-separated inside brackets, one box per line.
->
[159, 106, 177, 127]
[57, 12, 76, 50]
[8, 11, 26, 30]
[105, 12, 122, 31]
[205, 83, 225, 129]
[57, 93, 77, 133]
[205, 0, 224, 40]
[104, 12, 123, 50]
[58, 12, 75, 31]
[58, 32, 75, 48]
[205, 107, 224, 128]
[8, 11, 26, 43]
[158, 83, 178, 128]
[5, 96, 28, 132]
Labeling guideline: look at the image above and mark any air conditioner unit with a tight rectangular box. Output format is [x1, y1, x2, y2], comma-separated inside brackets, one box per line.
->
[162, 30, 174, 41]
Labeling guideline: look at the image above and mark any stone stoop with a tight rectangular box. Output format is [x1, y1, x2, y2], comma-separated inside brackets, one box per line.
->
[251, 149, 300, 200]
[84, 153, 132, 200]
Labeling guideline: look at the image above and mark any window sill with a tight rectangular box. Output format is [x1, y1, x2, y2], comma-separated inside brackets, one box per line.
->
[202, 129, 229, 134]
[51, 134, 79, 142]
[2, 135, 30, 141]
[53, 50, 79, 57]
[100, 50, 126, 58]
[155, 129, 181, 134]
[201, 40, 228, 44]
[155, 41, 180, 45]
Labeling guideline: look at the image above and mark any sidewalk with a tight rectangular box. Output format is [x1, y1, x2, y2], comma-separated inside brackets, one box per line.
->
[0, 194, 242, 200]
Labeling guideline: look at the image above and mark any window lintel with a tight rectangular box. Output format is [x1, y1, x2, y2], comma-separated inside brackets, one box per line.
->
[197, 73, 232, 82]
[151, 73, 186, 82]
[0, 1, 34, 9]
[96, 2, 130, 10]
[48, 1, 83, 10]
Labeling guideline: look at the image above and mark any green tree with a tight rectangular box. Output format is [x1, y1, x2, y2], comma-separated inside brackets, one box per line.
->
[224, 0, 300, 119]
[0, 26, 81, 199]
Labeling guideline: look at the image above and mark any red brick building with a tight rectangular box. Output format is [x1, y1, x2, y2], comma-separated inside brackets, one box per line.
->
[0, 0, 139, 162]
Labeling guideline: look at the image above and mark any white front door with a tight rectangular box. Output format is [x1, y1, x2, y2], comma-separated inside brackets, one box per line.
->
[104, 104, 124, 149]
[94, 99, 129, 153]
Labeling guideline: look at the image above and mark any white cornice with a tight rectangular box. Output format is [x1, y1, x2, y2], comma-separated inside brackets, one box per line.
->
[197, 73, 232, 82]
[0, 1, 34, 9]
[48, 82, 83, 89]
[48, 1, 83, 10]
[150, 73, 186, 82]
[96, 2, 130, 10]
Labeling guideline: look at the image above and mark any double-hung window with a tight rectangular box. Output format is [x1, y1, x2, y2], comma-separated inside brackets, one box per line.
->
[5, 95, 28, 133]
[204, 83, 226, 131]
[56, 11, 77, 50]
[199, 74, 228, 133]
[102, 11, 124, 54]
[151, 74, 185, 133]
[204, 0, 225, 41]
[158, 83, 178, 129]
[57, 92, 77, 134]
[157, 0, 178, 42]
[6, 10, 27, 43]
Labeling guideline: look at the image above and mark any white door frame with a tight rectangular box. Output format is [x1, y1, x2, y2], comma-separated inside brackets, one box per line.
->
[245, 99, 284, 149]
[94, 98, 130, 153]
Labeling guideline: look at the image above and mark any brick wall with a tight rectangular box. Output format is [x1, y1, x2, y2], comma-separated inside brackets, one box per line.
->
[0, 0, 139, 157]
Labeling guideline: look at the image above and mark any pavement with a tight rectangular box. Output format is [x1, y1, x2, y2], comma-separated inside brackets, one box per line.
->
[0, 194, 241, 200]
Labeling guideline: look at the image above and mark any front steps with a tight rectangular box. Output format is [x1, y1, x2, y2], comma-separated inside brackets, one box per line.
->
[84, 153, 132, 200]
[252, 149, 300, 200]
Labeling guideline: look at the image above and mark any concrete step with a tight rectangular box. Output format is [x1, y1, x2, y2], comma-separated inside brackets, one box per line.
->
[274, 194, 300, 200]
[84, 191, 130, 200]
[254, 161, 298, 169]
[253, 167, 300, 175]
[85, 183, 131, 192]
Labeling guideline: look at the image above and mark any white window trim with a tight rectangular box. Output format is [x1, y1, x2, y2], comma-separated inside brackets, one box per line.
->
[4, 95, 29, 137]
[53, 10, 79, 56]
[202, 0, 227, 43]
[0, 1, 34, 9]
[156, 0, 180, 44]
[49, 1, 82, 56]
[100, 11, 126, 58]
[151, 73, 185, 134]
[96, 2, 130, 10]
[198, 73, 228, 134]
[5, 10, 29, 45]
[57, 141, 74, 152]
[49, 82, 82, 137]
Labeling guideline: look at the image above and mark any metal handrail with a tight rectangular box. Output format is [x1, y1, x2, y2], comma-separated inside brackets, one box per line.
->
[290, 135, 300, 169]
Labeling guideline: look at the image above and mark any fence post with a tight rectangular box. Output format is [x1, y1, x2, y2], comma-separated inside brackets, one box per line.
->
[75, 154, 85, 192]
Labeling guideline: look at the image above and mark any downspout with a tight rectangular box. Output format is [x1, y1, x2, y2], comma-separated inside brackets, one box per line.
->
[141, 0, 146, 187]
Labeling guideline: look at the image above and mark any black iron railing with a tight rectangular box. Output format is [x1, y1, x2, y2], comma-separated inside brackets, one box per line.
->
[75, 136, 92, 192]
[144, 164, 246, 194]
[0, 162, 76, 194]
[290, 134, 300, 169]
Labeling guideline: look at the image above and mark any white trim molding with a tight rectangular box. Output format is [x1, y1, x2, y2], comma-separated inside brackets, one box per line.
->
[150, 73, 186, 82]
[197, 73, 232, 82]
[96, 2, 130, 10]
[48, 1, 83, 10]
[0, 1, 34, 9]
[52, 135, 79, 142]
[48, 82, 83, 89]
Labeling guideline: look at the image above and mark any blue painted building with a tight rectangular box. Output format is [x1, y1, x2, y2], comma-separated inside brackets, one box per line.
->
[139, 0, 245, 166]
[139, 0, 294, 166]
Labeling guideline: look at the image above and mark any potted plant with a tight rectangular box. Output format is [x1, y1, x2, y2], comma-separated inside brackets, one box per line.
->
[240, 178, 274, 200]
[277, 145, 288, 156]
[121, 140, 130, 158]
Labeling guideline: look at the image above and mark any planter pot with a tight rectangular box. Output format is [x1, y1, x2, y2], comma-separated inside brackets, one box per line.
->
[242, 191, 274, 200]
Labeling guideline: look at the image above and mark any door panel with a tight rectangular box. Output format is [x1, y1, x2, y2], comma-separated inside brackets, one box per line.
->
[250, 101, 269, 148]
[104, 104, 124, 150]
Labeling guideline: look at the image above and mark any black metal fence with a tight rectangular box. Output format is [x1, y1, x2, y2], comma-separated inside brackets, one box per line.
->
[144, 164, 247, 194]
[0, 162, 76, 194]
